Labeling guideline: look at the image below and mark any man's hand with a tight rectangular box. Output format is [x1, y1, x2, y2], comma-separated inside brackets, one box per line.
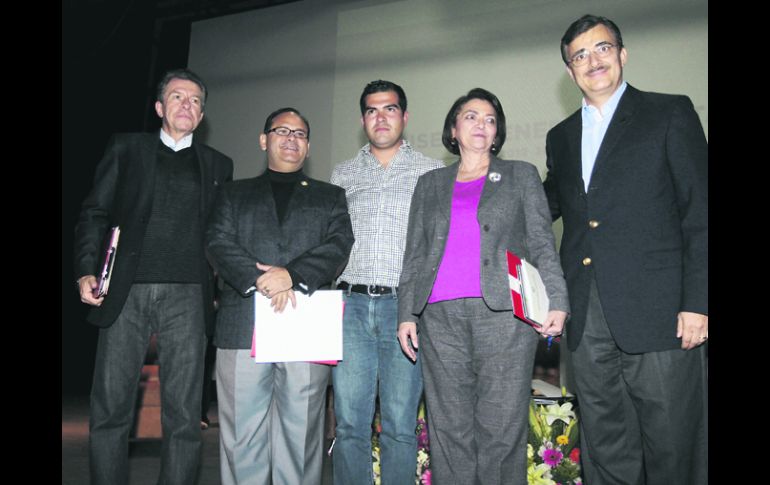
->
[397, 322, 419, 362]
[677, 311, 708, 350]
[269, 289, 297, 313]
[255, 263, 293, 298]
[78, 275, 104, 306]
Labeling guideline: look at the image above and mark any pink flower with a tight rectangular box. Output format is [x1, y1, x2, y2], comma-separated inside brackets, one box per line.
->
[421, 469, 431, 485]
[569, 448, 580, 464]
[417, 422, 430, 449]
[542, 448, 563, 467]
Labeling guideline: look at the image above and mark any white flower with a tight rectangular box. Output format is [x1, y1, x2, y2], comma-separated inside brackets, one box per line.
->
[527, 462, 556, 485]
[542, 402, 576, 426]
[417, 449, 429, 465]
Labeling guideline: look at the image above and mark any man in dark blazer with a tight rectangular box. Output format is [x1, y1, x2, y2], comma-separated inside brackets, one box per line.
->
[205, 107, 353, 485]
[543, 15, 708, 485]
[74, 68, 233, 485]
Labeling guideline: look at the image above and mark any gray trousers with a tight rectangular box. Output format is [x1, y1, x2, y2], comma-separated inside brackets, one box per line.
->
[570, 279, 708, 485]
[420, 298, 538, 485]
[89, 283, 205, 485]
[216, 349, 330, 485]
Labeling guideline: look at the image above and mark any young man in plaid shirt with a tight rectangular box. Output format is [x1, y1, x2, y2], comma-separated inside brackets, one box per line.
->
[330, 80, 444, 484]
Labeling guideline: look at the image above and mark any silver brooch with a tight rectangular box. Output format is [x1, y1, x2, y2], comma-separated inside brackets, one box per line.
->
[488, 172, 501, 183]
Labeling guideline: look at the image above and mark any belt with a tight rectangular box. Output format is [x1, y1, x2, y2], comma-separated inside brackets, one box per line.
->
[337, 281, 397, 296]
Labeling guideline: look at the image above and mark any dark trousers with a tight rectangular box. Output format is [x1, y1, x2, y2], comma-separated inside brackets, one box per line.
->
[420, 298, 538, 485]
[89, 283, 206, 485]
[570, 279, 708, 485]
[201, 336, 216, 421]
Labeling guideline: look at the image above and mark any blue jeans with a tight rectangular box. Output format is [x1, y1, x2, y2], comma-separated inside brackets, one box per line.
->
[332, 291, 423, 485]
[89, 283, 205, 485]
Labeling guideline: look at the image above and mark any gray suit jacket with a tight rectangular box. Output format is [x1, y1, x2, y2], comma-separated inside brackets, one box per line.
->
[205, 170, 354, 349]
[398, 156, 569, 325]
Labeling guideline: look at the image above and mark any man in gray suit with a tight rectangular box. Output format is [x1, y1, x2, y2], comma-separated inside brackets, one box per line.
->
[205, 107, 354, 485]
[544, 15, 708, 484]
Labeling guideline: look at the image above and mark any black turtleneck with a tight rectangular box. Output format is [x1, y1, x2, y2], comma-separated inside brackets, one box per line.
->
[265, 167, 306, 289]
[267, 168, 303, 224]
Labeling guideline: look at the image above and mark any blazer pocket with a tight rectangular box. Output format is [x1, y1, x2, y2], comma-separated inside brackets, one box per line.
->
[643, 248, 682, 270]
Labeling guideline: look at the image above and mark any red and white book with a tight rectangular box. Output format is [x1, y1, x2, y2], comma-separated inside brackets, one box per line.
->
[506, 249, 549, 328]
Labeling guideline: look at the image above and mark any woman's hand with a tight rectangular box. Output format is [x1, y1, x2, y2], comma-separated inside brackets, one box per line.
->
[537, 310, 568, 337]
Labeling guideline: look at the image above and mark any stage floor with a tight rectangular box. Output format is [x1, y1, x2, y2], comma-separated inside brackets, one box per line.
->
[61, 395, 333, 485]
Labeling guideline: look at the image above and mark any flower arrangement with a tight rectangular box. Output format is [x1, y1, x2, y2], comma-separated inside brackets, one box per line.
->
[415, 402, 431, 484]
[369, 395, 582, 485]
[371, 400, 431, 485]
[371, 411, 382, 484]
[527, 397, 582, 485]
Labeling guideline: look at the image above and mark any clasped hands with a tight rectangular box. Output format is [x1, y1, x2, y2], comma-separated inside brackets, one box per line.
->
[255, 262, 296, 313]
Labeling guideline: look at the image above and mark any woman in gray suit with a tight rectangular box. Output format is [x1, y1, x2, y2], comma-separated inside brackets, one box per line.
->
[397, 88, 569, 485]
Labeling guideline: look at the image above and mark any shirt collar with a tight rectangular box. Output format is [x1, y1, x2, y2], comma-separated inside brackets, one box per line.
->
[159, 129, 194, 151]
[360, 139, 412, 163]
[581, 81, 627, 120]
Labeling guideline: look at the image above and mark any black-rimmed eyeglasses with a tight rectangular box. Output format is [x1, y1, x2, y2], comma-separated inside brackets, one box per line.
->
[266, 126, 308, 139]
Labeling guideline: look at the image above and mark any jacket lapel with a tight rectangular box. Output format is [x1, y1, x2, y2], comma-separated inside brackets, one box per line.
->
[436, 161, 460, 222]
[588, 85, 638, 190]
[283, 172, 312, 222]
[193, 143, 211, 215]
[478, 156, 503, 212]
[561, 111, 585, 195]
[136, 135, 160, 215]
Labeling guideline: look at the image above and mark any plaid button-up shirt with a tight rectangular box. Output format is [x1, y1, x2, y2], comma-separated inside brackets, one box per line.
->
[331, 141, 445, 287]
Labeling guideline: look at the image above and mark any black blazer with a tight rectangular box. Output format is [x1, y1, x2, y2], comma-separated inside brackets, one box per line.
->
[205, 170, 354, 349]
[544, 85, 708, 353]
[73, 133, 234, 331]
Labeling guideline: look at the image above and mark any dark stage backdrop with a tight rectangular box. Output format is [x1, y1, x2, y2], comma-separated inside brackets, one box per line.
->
[62, 1, 193, 395]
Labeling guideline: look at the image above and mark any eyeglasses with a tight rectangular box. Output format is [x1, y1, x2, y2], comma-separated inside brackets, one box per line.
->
[569, 43, 618, 67]
[266, 126, 308, 139]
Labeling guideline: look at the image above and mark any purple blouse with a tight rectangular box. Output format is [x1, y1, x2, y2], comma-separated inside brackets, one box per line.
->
[428, 176, 485, 303]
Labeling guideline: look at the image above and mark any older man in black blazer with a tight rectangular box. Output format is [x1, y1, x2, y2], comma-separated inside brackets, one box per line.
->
[205, 107, 353, 485]
[74, 68, 233, 485]
[544, 15, 708, 485]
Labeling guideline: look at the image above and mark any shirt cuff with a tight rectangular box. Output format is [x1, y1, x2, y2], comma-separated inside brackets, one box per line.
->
[286, 268, 307, 294]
